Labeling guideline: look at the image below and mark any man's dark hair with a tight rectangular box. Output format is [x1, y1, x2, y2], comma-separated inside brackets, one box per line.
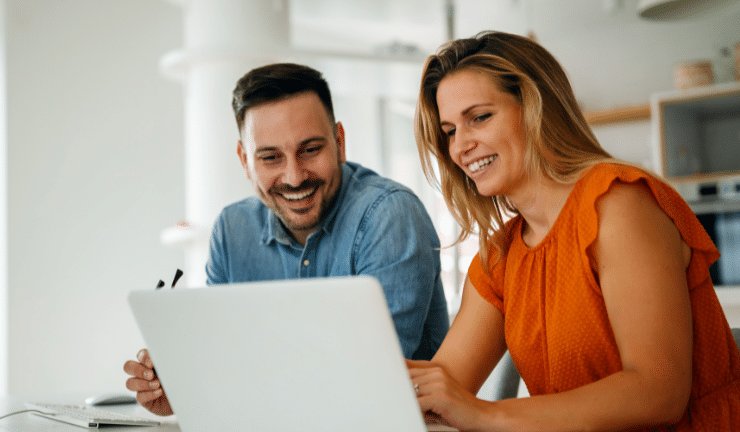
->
[232, 63, 335, 134]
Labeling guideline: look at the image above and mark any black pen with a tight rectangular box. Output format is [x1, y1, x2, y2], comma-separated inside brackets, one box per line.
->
[171, 269, 183, 288]
[150, 269, 183, 377]
[155, 269, 183, 290]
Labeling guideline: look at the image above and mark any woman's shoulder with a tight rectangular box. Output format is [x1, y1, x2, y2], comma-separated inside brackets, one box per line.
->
[572, 161, 672, 207]
[578, 161, 657, 186]
[566, 161, 671, 245]
[571, 161, 718, 269]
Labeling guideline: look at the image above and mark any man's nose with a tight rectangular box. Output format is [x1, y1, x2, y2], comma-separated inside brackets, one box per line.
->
[283, 158, 307, 188]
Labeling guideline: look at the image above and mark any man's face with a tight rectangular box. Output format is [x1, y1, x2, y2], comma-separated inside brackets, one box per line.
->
[237, 92, 346, 245]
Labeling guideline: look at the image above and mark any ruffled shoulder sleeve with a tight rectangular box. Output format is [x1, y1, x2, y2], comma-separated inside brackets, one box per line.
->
[575, 163, 719, 290]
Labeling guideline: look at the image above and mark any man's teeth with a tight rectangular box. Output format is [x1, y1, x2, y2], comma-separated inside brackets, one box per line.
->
[468, 155, 497, 173]
[282, 189, 314, 201]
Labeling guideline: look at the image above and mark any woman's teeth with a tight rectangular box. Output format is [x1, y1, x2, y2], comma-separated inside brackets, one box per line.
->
[468, 155, 497, 173]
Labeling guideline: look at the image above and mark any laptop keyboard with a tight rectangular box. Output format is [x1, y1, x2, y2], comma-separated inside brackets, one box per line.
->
[25, 402, 160, 428]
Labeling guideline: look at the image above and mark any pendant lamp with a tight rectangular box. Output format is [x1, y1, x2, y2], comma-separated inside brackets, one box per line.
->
[638, 0, 696, 19]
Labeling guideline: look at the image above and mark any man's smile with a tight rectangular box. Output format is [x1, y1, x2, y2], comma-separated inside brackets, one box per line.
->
[278, 186, 318, 201]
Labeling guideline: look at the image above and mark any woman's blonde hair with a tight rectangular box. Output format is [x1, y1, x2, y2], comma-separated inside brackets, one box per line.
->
[415, 31, 612, 267]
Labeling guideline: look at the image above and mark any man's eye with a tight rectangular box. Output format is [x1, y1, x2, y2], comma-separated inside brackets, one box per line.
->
[260, 155, 279, 163]
[301, 146, 322, 157]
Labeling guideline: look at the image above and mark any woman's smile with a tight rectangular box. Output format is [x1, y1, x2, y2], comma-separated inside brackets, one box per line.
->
[467, 154, 497, 174]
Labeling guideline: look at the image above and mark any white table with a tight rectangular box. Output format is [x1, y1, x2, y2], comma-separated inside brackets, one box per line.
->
[0, 395, 180, 431]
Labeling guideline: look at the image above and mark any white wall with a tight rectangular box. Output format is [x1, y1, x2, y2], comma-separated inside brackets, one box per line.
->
[455, 0, 740, 114]
[5, 0, 184, 396]
[592, 120, 653, 168]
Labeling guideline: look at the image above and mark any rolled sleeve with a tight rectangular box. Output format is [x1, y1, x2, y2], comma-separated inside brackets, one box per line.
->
[205, 214, 228, 286]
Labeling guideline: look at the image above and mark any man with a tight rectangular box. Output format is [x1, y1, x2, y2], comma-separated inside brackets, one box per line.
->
[124, 63, 448, 416]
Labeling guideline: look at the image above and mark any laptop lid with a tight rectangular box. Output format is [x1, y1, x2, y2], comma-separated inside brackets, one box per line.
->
[127, 276, 428, 432]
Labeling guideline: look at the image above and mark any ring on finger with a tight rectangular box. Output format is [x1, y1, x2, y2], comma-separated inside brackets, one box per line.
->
[413, 382, 420, 395]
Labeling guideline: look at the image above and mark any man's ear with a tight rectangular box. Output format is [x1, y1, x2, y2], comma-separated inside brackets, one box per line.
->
[237, 140, 250, 180]
[335, 122, 347, 164]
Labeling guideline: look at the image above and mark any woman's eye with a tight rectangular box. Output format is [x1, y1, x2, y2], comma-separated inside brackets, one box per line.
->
[474, 113, 491, 123]
[444, 128, 456, 137]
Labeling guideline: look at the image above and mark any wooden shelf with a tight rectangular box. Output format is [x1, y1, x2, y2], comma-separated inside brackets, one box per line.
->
[584, 104, 651, 126]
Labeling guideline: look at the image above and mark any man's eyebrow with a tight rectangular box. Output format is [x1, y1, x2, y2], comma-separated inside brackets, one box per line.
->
[254, 136, 328, 154]
[254, 146, 280, 155]
[298, 136, 328, 146]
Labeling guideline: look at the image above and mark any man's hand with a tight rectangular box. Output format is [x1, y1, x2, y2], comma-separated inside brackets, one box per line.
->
[123, 348, 173, 416]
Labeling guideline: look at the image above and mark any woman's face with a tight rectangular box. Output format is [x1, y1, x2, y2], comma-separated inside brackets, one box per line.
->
[436, 69, 529, 198]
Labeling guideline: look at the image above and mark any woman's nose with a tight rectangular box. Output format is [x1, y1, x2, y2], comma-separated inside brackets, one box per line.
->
[449, 128, 477, 160]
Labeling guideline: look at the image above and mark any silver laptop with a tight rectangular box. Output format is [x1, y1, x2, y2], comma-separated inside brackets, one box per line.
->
[128, 276, 455, 432]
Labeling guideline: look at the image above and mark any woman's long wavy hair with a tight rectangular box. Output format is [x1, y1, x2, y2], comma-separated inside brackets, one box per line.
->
[415, 31, 613, 268]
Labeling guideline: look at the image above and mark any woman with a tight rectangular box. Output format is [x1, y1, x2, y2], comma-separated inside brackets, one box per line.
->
[410, 31, 740, 431]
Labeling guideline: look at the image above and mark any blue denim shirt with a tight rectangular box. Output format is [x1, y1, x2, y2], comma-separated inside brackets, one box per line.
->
[206, 162, 449, 359]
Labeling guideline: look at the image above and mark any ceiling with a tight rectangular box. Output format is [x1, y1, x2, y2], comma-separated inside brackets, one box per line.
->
[288, 0, 740, 111]
[290, 0, 740, 56]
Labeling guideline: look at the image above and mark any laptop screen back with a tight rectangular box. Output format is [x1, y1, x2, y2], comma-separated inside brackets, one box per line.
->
[128, 276, 427, 432]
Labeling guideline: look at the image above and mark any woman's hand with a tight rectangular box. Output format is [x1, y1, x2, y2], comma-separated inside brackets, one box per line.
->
[407, 359, 491, 431]
[123, 348, 173, 416]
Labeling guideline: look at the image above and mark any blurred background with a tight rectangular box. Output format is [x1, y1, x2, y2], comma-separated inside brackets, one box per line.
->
[1, 0, 738, 397]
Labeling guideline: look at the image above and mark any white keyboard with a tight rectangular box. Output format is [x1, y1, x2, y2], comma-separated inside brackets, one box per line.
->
[25, 402, 160, 428]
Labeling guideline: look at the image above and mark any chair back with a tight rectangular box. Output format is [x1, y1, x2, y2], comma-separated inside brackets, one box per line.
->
[478, 351, 521, 401]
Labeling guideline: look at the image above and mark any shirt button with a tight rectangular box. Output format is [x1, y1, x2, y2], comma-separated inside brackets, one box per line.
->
[303, 260, 310, 266]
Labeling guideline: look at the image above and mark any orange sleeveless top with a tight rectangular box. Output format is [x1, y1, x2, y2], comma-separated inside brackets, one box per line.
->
[468, 163, 740, 430]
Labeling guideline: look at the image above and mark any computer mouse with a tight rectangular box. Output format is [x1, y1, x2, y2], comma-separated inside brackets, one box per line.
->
[85, 392, 138, 406]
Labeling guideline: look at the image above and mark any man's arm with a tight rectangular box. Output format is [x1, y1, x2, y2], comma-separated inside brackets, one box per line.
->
[205, 214, 229, 286]
[353, 190, 448, 359]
